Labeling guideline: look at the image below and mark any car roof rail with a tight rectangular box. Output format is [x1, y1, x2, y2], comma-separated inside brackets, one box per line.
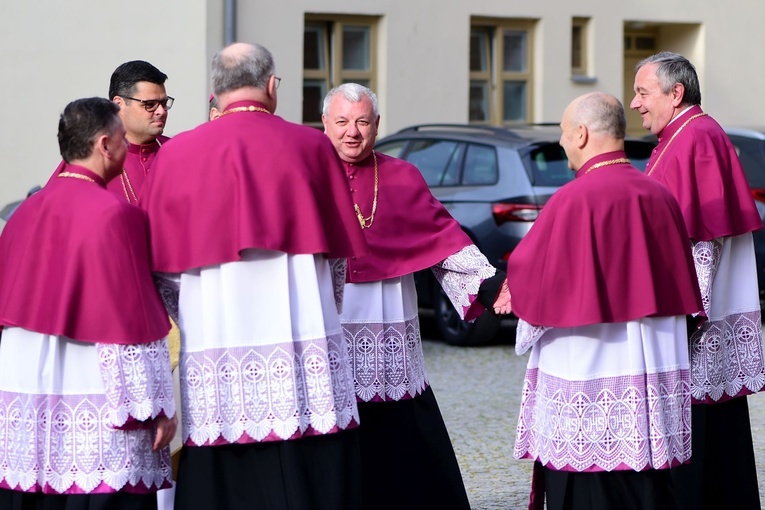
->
[723, 126, 765, 140]
[395, 123, 524, 139]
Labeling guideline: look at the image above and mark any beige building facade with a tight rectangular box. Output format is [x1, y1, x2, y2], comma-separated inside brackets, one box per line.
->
[1, 0, 763, 213]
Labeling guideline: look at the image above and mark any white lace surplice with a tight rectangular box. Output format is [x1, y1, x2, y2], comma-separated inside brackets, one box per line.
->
[514, 317, 691, 472]
[0, 329, 174, 494]
[173, 249, 359, 447]
[342, 245, 495, 402]
[689, 234, 765, 402]
[431, 245, 497, 320]
[341, 275, 427, 402]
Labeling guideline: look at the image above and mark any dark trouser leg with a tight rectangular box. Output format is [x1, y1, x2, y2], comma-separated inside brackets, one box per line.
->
[356, 387, 471, 510]
[174, 429, 362, 510]
[671, 397, 760, 510]
[544, 467, 681, 510]
[0, 489, 158, 510]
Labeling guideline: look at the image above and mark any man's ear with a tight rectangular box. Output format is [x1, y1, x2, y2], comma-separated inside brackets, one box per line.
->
[267, 75, 278, 99]
[576, 124, 588, 149]
[96, 134, 111, 158]
[671, 83, 686, 107]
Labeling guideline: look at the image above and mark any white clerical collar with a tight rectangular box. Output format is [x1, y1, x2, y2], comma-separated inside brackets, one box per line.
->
[667, 105, 694, 127]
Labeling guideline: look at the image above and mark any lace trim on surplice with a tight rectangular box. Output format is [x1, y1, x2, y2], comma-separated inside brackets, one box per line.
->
[330, 258, 347, 315]
[180, 334, 359, 446]
[692, 239, 721, 316]
[0, 339, 174, 494]
[690, 310, 765, 401]
[515, 319, 551, 355]
[344, 316, 427, 402]
[431, 245, 496, 320]
[514, 368, 691, 472]
[690, 240, 765, 402]
[97, 340, 176, 427]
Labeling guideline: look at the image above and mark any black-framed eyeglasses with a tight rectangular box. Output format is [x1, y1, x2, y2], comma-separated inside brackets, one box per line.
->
[274, 76, 281, 90]
[124, 96, 175, 112]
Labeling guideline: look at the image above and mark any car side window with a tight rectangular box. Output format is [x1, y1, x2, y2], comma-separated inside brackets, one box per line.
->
[375, 140, 408, 159]
[406, 140, 465, 186]
[727, 135, 765, 188]
[463, 144, 498, 185]
[624, 140, 655, 171]
[529, 144, 573, 186]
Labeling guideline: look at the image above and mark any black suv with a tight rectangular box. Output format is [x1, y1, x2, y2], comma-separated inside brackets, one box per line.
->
[375, 124, 656, 346]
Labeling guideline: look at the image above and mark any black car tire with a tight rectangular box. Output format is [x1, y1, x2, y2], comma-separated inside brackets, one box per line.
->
[431, 284, 501, 346]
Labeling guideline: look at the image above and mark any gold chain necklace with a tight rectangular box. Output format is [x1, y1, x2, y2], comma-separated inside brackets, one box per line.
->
[584, 157, 631, 174]
[646, 113, 707, 176]
[58, 171, 96, 183]
[121, 171, 138, 203]
[220, 105, 271, 116]
[354, 151, 378, 229]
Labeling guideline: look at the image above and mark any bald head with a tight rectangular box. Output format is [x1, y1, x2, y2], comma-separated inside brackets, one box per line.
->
[222, 42, 252, 58]
[568, 92, 626, 140]
[211, 42, 278, 112]
[559, 92, 626, 171]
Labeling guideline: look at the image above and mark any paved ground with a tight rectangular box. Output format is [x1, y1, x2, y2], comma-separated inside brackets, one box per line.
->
[422, 318, 765, 510]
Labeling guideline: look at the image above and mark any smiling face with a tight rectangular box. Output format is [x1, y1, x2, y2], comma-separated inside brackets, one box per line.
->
[629, 63, 679, 136]
[322, 94, 380, 163]
[115, 81, 169, 145]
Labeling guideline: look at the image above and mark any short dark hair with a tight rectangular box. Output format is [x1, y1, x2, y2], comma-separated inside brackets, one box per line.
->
[108, 60, 168, 100]
[58, 98, 121, 163]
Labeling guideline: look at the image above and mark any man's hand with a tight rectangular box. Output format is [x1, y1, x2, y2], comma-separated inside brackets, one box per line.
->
[493, 280, 511, 315]
[153, 415, 178, 451]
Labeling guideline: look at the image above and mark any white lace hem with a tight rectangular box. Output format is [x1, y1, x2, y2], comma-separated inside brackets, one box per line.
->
[180, 335, 359, 446]
[431, 244, 495, 320]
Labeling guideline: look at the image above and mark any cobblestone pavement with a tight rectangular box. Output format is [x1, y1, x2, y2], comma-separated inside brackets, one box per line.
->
[422, 318, 765, 510]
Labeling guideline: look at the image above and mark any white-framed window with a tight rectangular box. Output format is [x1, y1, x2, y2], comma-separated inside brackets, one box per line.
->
[470, 19, 535, 125]
[303, 15, 377, 127]
[571, 17, 590, 77]
[624, 31, 658, 55]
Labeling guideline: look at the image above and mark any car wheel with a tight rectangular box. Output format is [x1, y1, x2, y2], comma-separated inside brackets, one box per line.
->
[432, 285, 501, 346]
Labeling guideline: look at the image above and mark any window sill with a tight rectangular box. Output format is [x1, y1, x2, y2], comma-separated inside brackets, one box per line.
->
[571, 75, 597, 84]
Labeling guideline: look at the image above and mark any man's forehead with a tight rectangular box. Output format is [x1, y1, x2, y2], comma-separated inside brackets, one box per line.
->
[133, 81, 167, 95]
[636, 64, 658, 81]
[331, 97, 374, 117]
[634, 67, 659, 89]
